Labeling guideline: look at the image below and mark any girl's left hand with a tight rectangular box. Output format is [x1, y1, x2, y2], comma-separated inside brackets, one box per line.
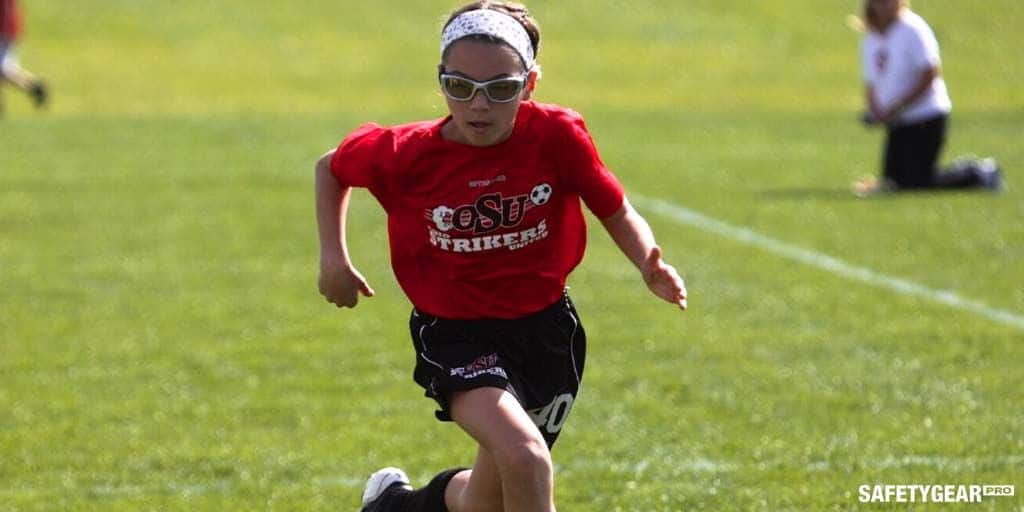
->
[641, 246, 687, 311]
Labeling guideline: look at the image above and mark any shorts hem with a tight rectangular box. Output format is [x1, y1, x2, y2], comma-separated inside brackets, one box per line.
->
[427, 379, 513, 422]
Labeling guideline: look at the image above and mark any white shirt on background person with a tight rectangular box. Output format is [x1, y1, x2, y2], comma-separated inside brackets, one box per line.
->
[861, 10, 952, 125]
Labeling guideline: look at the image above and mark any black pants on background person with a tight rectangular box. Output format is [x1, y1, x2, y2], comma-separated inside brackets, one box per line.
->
[883, 115, 998, 190]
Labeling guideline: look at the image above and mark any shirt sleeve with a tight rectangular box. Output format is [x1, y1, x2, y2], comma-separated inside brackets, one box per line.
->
[909, 20, 941, 71]
[330, 123, 393, 192]
[558, 112, 625, 219]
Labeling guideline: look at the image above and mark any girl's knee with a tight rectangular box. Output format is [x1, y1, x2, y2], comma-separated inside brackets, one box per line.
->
[493, 436, 552, 477]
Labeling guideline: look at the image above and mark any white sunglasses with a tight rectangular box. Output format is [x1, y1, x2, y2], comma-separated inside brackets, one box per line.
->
[439, 73, 528, 103]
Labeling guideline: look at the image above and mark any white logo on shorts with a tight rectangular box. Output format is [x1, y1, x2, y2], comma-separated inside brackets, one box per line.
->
[527, 393, 574, 434]
[450, 353, 508, 380]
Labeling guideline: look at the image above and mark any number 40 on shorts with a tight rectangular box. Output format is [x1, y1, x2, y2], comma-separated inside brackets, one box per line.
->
[528, 393, 575, 434]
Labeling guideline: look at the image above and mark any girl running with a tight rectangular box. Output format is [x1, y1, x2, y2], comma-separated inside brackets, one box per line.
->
[315, 2, 686, 510]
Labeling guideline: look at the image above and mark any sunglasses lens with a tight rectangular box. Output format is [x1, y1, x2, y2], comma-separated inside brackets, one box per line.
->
[485, 79, 523, 102]
[442, 76, 475, 100]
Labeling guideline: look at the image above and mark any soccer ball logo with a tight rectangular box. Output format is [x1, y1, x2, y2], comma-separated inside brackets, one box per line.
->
[530, 183, 552, 206]
[431, 205, 455, 232]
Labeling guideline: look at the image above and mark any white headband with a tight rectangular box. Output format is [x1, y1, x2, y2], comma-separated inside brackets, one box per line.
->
[440, 9, 536, 70]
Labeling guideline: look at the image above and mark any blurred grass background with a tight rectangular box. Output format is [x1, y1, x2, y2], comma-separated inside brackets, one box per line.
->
[1, 1, 1022, 510]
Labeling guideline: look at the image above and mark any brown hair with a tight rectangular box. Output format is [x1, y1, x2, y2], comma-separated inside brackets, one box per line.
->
[442, 1, 541, 61]
[863, 0, 910, 31]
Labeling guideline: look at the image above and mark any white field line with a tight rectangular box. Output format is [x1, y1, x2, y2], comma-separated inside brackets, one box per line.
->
[632, 195, 1024, 332]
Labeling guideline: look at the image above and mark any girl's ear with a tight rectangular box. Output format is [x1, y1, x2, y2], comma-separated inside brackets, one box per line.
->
[523, 69, 539, 100]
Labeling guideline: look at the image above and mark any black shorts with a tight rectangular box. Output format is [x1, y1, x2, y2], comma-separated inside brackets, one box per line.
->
[409, 291, 586, 447]
[884, 114, 947, 188]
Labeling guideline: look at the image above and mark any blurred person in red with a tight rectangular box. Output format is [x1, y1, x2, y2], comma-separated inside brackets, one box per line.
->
[1, 0, 47, 114]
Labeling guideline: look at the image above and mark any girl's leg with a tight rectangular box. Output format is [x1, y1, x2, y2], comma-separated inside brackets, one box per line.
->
[449, 387, 554, 512]
[0, 56, 46, 107]
[934, 157, 1002, 190]
[914, 116, 947, 187]
[444, 446, 502, 511]
[934, 159, 984, 188]
[884, 116, 946, 189]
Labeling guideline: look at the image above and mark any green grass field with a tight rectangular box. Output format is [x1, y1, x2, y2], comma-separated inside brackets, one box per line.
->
[2, 1, 1022, 510]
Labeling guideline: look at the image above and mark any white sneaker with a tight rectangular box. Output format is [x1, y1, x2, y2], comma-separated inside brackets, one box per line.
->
[978, 158, 1005, 191]
[360, 467, 412, 511]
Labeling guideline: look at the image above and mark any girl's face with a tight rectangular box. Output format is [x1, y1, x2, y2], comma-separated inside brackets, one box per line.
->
[868, 0, 902, 30]
[440, 39, 537, 147]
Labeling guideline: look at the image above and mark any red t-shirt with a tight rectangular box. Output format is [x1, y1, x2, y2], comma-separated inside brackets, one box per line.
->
[331, 101, 625, 319]
[1, 0, 21, 42]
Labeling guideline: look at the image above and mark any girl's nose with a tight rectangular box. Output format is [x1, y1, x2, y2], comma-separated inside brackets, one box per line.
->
[469, 89, 491, 109]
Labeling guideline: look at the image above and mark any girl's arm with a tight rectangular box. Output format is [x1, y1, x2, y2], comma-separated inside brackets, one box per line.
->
[600, 198, 687, 310]
[867, 66, 940, 123]
[866, 84, 887, 124]
[316, 150, 375, 308]
[889, 65, 940, 118]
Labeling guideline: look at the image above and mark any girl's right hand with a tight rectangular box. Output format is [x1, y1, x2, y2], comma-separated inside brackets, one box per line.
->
[318, 258, 375, 308]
